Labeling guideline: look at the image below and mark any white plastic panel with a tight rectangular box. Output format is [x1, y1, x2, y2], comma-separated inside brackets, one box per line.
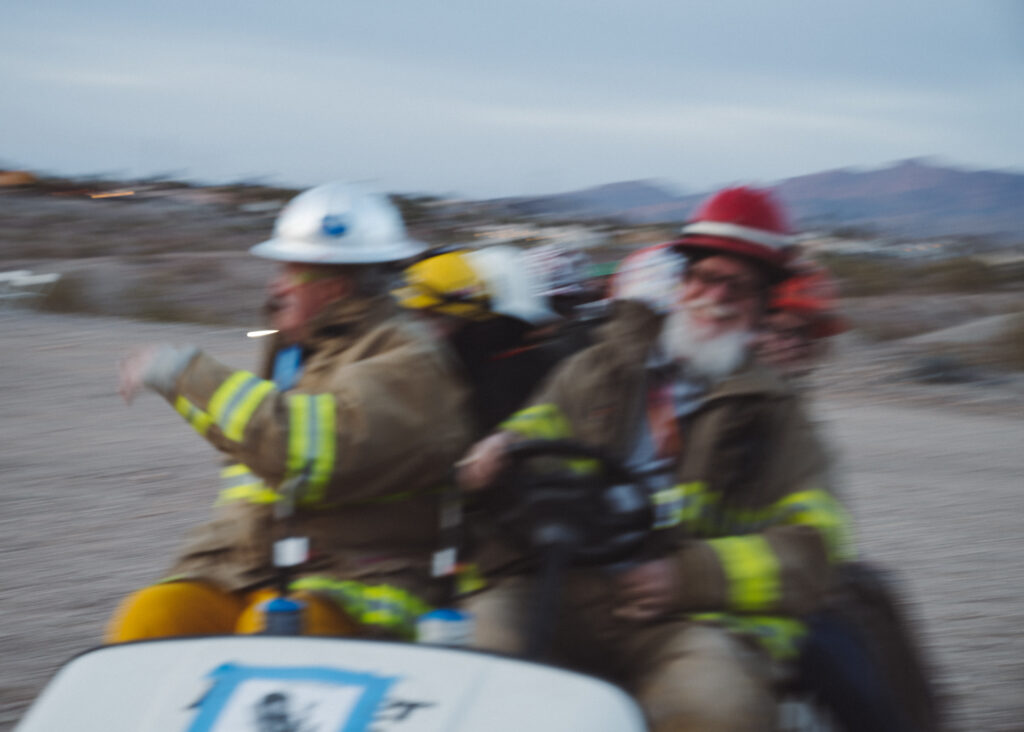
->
[16, 637, 646, 732]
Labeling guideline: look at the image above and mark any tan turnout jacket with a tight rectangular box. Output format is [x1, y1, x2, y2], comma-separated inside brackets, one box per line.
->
[159, 295, 473, 632]
[498, 300, 852, 657]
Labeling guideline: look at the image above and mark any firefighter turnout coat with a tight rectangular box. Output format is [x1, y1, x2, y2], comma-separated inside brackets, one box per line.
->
[159, 295, 473, 637]
[498, 300, 852, 659]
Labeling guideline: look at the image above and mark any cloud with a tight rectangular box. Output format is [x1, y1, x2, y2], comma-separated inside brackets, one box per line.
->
[1, 1, 1020, 196]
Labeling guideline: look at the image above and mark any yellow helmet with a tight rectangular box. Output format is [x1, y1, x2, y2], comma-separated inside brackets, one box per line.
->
[394, 250, 494, 320]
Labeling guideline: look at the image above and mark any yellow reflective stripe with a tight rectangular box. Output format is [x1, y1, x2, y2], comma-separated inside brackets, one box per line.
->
[221, 464, 251, 478]
[216, 463, 279, 505]
[500, 404, 599, 473]
[363, 585, 402, 625]
[501, 403, 573, 439]
[208, 371, 252, 423]
[690, 612, 807, 660]
[209, 371, 276, 442]
[456, 563, 487, 595]
[216, 484, 280, 505]
[652, 481, 708, 530]
[708, 535, 781, 612]
[652, 485, 685, 528]
[287, 394, 312, 478]
[674, 481, 721, 536]
[306, 394, 336, 504]
[775, 489, 854, 561]
[285, 394, 336, 506]
[224, 380, 274, 442]
[174, 396, 213, 436]
[290, 577, 431, 639]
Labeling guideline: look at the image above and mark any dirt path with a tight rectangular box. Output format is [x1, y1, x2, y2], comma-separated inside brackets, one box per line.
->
[2, 311, 1022, 730]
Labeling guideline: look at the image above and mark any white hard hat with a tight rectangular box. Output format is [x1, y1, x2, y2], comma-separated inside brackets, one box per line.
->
[466, 246, 557, 325]
[250, 182, 426, 264]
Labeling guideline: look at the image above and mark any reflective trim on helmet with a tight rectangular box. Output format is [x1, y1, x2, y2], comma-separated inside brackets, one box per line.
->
[208, 371, 276, 442]
[681, 220, 792, 251]
[707, 534, 781, 612]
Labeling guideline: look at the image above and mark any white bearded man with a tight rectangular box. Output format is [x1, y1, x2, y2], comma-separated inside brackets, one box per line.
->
[457, 187, 852, 732]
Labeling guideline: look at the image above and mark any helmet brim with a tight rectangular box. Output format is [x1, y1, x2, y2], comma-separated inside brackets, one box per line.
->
[671, 235, 792, 283]
[250, 236, 426, 264]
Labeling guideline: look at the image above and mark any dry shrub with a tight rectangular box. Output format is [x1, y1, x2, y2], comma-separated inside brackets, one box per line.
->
[917, 258, 1001, 293]
[985, 314, 1024, 371]
[852, 319, 935, 342]
[817, 254, 905, 296]
[33, 272, 96, 314]
[118, 281, 208, 323]
[819, 254, 1021, 297]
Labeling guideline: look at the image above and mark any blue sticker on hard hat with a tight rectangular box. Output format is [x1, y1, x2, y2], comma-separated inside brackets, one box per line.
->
[188, 662, 395, 732]
[321, 214, 349, 237]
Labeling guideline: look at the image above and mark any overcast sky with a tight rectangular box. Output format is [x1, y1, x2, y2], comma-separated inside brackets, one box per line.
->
[3, 0, 1022, 198]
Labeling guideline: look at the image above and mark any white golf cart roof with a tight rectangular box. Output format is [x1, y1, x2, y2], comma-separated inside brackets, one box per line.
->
[17, 635, 646, 731]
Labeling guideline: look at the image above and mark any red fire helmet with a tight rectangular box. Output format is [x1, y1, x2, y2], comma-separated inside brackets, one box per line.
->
[672, 186, 796, 278]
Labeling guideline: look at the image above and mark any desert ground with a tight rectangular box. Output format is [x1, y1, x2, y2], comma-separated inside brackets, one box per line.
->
[1, 307, 1023, 730]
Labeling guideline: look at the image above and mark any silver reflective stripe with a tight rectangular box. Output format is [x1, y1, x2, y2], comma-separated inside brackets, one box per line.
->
[286, 393, 337, 505]
[208, 371, 276, 442]
[216, 464, 279, 505]
[173, 396, 212, 436]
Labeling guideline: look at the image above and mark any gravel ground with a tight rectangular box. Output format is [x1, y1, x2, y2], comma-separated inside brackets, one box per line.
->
[2, 310, 1022, 730]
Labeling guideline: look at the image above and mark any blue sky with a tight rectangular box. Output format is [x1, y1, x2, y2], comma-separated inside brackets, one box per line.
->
[2, 0, 1021, 197]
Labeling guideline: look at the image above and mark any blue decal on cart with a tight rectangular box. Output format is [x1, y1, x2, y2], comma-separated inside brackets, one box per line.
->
[188, 663, 395, 732]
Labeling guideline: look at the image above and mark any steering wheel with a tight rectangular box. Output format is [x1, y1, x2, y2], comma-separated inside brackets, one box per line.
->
[488, 439, 655, 566]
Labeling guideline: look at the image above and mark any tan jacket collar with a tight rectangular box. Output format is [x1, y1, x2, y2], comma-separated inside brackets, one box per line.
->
[305, 295, 397, 350]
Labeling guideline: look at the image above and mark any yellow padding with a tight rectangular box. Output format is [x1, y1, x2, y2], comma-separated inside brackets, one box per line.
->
[105, 582, 358, 643]
[235, 589, 358, 636]
[104, 581, 244, 643]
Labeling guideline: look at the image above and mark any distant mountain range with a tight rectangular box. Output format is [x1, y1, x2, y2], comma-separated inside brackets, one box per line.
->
[493, 159, 1024, 242]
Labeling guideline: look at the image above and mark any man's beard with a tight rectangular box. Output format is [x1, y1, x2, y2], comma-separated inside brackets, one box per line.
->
[659, 300, 753, 381]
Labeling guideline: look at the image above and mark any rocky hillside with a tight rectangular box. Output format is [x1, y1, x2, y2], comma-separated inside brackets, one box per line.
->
[492, 159, 1024, 241]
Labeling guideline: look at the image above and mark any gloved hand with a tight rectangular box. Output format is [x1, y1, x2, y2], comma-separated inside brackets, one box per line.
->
[456, 431, 514, 492]
[119, 344, 198, 404]
[613, 558, 680, 621]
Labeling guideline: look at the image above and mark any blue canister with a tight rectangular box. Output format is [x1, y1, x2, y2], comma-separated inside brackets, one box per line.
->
[261, 595, 306, 636]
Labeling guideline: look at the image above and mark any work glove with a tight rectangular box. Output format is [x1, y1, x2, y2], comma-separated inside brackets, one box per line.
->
[119, 344, 198, 403]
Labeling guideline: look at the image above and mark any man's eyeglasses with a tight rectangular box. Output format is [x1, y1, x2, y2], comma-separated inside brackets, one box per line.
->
[683, 266, 761, 300]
